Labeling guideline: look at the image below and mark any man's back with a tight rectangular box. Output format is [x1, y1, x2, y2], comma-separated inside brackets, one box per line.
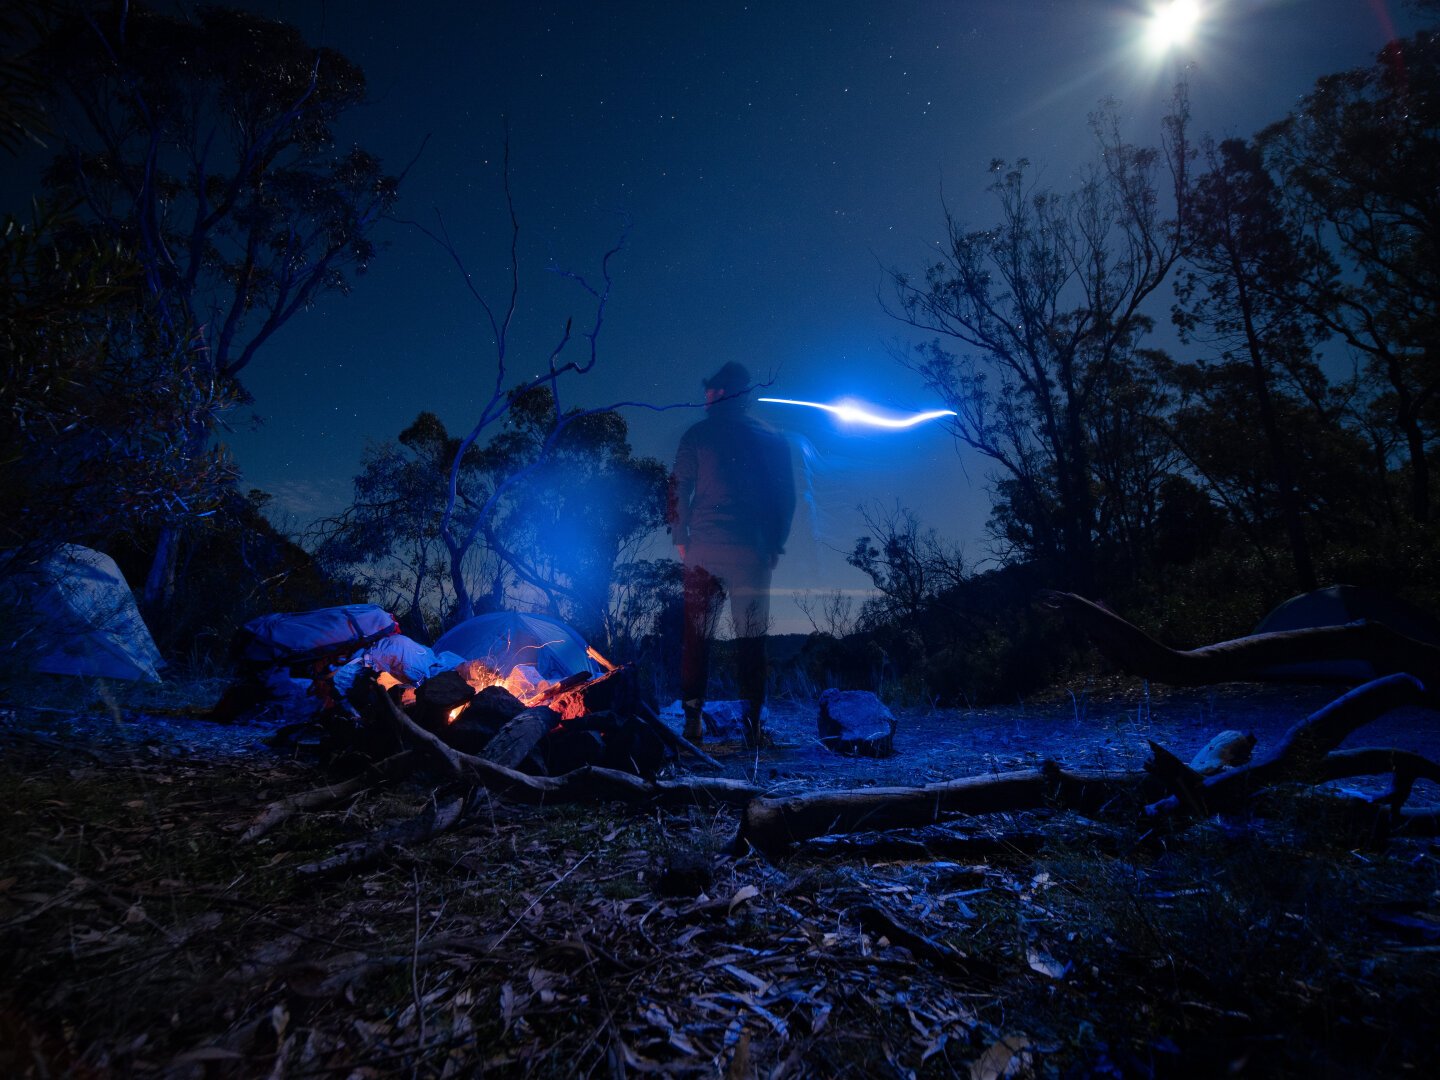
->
[672, 401, 794, 554]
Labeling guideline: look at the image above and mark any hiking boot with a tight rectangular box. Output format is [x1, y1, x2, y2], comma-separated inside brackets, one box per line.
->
[682, 700, 704, 743]
[741, 726, 775, 750]
[740, 703, 770, 749]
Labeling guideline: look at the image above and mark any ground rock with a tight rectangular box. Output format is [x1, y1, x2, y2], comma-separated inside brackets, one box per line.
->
[1189, 730, 1257, 775]
[653, 850, 713, 898]
[818, 689, 897, 757]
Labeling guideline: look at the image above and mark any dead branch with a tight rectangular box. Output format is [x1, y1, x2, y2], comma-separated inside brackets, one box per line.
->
[850, 902, 997, 979]
[295, 788, 473, 878]
[239, 751, 416, 844]
[1322, 747, 1440, 812]
[1145, 673, 1432, 818]
[1144, 740, 1210, 816]
[802, 832, 1037, 860]
[636, 700, 725, 770]
[1040, 590, 1440, 687]
[377, 688, 758, 807]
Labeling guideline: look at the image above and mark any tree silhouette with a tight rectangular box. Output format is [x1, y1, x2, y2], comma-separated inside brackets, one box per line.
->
[1173, 136, 1331, 588]
[1259, 29, 1440, 525]
[34, 5, 400, 609]
[889, 102, 1190, 591]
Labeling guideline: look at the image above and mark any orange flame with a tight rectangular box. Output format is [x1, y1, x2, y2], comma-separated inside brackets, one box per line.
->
[434, 656, 610, 722]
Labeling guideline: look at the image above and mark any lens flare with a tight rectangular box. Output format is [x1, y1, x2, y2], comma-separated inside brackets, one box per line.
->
[758, 397, 956, 430]
[1147, 0, 1201, 53]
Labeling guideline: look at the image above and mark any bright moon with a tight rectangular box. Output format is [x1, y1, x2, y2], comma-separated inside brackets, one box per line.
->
[1147, 0, 1202, 53]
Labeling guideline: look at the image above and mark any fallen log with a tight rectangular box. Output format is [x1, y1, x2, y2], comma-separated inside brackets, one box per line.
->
[736, 762, 1140, 856]
[1040, 590, 1440, 687]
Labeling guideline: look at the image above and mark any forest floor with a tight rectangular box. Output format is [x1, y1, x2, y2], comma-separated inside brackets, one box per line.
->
[2, 676, 1438, 1078]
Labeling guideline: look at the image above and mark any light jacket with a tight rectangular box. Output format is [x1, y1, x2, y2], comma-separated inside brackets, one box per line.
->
[669, 398, 795, 555]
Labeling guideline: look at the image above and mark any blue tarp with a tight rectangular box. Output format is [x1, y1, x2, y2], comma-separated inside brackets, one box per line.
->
[234, 604, 399, 666]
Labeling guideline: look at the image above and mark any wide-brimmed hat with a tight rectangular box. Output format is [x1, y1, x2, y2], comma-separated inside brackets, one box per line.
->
[702, 361, 751, 394]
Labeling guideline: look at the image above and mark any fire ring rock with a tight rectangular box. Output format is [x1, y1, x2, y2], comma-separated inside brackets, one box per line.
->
[817, 689, 897, 758]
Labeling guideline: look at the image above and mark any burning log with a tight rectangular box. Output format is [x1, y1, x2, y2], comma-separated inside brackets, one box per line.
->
[375, 681, 759, 809]
[479, 707, 556, 770]
[442, 685, 527, 754]
[415, 670, 477, 730]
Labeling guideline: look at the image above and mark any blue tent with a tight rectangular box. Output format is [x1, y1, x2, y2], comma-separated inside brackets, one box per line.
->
[434, 612, 602, 682]
[28, 545, 165, 682]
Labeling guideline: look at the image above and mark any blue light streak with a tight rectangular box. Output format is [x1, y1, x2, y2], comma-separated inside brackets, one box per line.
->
[758, 397, 957, 430]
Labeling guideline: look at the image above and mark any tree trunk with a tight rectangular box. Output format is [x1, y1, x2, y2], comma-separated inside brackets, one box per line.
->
[142, 524, 180, 615]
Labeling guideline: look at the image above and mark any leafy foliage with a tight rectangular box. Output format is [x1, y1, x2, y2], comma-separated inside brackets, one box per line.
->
[0, 201, 235, 566]
[26, 3, 399, 612]
[1257, 28, 1440, 524]
[889, 103, 1190, 592]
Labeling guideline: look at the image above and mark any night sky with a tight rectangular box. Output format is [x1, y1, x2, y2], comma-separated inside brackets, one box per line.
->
[13, 1, 1425, 631]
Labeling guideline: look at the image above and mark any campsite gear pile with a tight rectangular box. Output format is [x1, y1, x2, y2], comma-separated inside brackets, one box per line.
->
[223, 605, 670, 780]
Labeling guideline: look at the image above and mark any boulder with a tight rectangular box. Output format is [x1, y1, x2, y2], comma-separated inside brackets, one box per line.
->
[818, 689, 897, 757]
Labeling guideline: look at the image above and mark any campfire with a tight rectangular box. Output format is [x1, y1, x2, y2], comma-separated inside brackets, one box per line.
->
[344, 645, 670, 780]
[222, 605, 707, 782]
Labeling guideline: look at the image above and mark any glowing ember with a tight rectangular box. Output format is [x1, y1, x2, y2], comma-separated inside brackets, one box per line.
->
[549, 691, 589, 722]
[446, 704, 466, 724]
[450, 656, 589, 713]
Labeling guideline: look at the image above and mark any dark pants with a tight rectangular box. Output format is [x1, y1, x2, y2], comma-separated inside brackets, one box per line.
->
[680, 542, 773, 727]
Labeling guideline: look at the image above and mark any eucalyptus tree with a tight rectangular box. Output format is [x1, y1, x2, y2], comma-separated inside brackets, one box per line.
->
[1172, 136, 1334, 588]
[889, 103, 1190, 591]
[1258, 29, 1440, 525]
[34, 5, 400, 608]
[476, 387, 669, 644]
[310, 413, 499, 639]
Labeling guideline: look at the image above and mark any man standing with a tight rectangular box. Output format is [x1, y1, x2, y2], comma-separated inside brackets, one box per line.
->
[670, 362, 795, 747]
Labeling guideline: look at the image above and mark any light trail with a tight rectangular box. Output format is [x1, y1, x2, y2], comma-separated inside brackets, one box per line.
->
[758, 397, 957, 430]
